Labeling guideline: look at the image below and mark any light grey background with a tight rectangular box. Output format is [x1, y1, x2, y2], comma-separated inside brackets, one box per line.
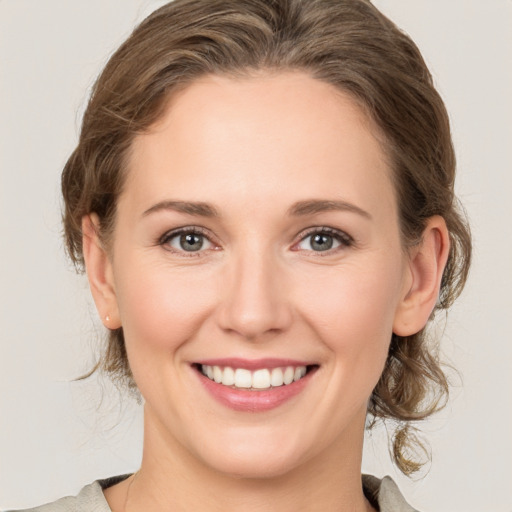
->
[1, 1, 511, 510]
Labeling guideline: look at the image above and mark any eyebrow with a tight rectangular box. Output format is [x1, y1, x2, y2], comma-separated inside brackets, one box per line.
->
[142, 198, 371, 220]
[288, 199, 372, 219]
[142, 200, 219, 218]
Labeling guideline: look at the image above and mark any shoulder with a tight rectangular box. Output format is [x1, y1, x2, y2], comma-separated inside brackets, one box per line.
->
[363, 474, 420, 512]
[6, 476, 130, 512]
[9, 474, 416, 512]
[5, 481, 106, 512]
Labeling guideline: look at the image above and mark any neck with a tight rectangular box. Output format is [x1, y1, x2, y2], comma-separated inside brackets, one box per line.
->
[123, 406, 373, 512]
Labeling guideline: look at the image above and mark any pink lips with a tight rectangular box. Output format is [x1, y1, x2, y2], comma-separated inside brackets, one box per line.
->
[194, 358, 317, 412]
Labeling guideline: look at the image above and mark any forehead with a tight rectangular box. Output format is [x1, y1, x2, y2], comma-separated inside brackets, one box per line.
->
[124, 72, 396, 218]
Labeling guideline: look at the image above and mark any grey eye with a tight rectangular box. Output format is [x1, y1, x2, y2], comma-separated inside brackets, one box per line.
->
[295, 229, 350, 253]
[309, 233, 335, 251]
[178, 233, 205, 251]
[163, 230, 214, 253]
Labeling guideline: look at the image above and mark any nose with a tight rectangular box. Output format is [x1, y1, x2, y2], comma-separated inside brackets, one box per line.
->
[216, 248, 293, 341]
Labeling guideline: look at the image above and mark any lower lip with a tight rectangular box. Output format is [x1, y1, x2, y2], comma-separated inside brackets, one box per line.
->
[196, 368, 315, 412]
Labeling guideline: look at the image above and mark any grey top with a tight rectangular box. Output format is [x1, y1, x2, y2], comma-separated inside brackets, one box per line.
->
[11, 474, 418, 512]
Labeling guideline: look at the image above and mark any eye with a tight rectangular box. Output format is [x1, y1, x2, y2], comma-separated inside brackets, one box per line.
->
[294, 228, 353, 253]
[160, 228, 215, 254]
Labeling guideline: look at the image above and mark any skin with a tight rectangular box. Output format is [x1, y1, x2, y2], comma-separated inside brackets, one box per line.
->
[83, 72, 449, 512]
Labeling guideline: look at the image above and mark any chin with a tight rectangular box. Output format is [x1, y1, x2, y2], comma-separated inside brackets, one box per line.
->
[204, 450, 305, 480]
[187, 427, 312, 480]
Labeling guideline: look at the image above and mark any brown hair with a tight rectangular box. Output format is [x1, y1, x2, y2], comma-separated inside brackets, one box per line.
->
[62, 0, 471, 474]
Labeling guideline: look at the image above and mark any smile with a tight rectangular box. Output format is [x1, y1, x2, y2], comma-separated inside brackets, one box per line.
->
[194, 360, 318, 411]
[201, 364, 308, 390]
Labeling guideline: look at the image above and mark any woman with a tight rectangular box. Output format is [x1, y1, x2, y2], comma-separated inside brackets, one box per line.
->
[14, 0, 471, 510]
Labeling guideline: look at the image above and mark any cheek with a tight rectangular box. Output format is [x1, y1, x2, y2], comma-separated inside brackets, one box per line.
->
[297, 258, 404, 368]
[114, 261, 218, 352]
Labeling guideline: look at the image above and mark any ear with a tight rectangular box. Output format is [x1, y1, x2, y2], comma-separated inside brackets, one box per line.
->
[393, 215, 450, 336]
[82, 214, 121, 329]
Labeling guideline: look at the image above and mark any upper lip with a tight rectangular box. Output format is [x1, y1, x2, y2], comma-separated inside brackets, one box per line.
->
[194, 358, 316, 370]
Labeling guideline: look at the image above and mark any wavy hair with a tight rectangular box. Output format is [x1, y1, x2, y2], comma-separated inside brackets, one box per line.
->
[62, 0, 471, 474]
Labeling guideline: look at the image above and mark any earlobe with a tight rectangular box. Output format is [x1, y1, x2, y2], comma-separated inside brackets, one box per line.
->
[82, 214, 121, 329]
[393, 216, 450, 336]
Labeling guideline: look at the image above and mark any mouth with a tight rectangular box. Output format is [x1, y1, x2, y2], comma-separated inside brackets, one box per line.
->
[197, 364, 314, 390]
[192, 360, 318, 412]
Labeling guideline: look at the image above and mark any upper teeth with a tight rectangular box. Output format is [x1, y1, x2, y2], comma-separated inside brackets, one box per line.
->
[201, 365, 307, 390]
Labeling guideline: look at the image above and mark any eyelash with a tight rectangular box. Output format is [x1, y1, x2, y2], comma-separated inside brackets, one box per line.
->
[158, 226, 217, 256]
[158, 226, 354, 256]
[293, 227, 354, 254]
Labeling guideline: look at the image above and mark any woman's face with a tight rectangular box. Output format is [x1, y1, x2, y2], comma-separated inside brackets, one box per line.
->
[104, 72, 413, 477]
